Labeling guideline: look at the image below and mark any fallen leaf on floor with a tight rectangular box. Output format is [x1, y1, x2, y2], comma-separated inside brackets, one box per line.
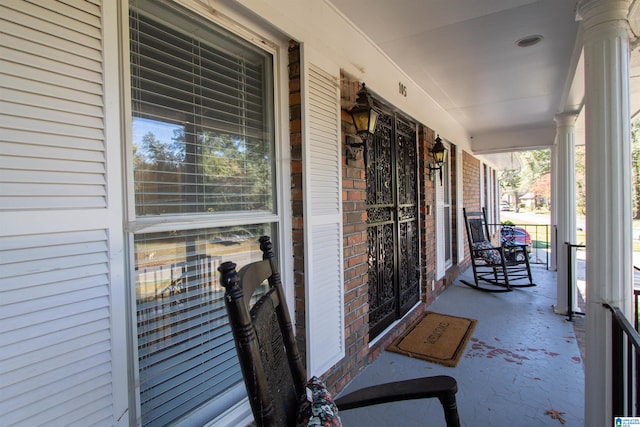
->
[545, 409, 566, 424]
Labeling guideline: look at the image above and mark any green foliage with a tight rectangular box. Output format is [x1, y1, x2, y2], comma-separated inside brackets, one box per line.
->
[499, 149, 551, 210]
[498, 120, 640, 219]
[133, 124, 272, 215]
[519, 150, 550, 185]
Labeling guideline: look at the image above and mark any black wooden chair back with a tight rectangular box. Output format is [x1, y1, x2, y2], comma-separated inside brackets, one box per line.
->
[467, 215, 490, 245]
[219, 236, 461, 427]
[218, 236, 304, 426]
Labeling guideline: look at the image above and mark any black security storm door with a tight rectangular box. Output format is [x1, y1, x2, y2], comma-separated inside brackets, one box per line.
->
[366, 112, 420, 339]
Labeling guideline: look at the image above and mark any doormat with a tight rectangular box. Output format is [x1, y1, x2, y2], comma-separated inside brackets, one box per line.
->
[388, 311, 477, 367]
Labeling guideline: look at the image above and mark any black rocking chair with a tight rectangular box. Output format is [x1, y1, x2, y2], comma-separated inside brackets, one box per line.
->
[218, 236, 460, 427]
[461, 208, 535, 292]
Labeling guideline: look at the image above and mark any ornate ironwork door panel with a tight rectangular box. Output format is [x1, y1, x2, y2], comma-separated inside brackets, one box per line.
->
[366, 112, 419, 339]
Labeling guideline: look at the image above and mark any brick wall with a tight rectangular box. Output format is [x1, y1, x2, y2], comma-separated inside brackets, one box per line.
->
[418, 126, 438, 304]
[462, 150, 481, 261]
[463, 150, 481, 211]
[288, 41, 307, 365]
[321, 75, 371, 392]
[323, 76, 434, 392]
[287, 49, 482, 394]
[286, 60, 374, 392]
[418, 130, 468, 303]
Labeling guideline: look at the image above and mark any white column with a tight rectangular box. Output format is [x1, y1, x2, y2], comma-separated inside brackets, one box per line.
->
[554, 113, 578, 315]
[579, 0, 633, 425]
[550, 144, 558, 272]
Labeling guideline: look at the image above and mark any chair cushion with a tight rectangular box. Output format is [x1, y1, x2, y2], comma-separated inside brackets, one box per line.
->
[472, 240, 502, 264]
[296, 376, 342, 427]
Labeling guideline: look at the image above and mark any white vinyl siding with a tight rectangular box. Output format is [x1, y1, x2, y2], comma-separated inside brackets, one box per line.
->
[302, 51, 345, 376]
[0, 2, 121, 425]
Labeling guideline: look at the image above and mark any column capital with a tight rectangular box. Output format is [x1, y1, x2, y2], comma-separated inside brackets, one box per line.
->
[577, 0, 631, 33]
[554, 112, 579, 128]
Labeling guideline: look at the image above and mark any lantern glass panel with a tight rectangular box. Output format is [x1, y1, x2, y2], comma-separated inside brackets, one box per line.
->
[368, 109, 379, 134]
[352, 110, 371, 134]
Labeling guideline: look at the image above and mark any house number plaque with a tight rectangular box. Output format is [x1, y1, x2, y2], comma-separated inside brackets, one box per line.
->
[399, 82, 407, 97]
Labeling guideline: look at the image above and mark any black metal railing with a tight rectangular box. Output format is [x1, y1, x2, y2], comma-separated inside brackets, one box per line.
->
[566, 242, 586, 321]
[490, 223, 550, 267]
[603, 303, 640, 417]
[636, 288, 640, 332]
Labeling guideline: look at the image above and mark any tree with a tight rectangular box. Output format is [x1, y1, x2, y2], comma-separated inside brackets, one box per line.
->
[530, 173, 551, 209]
[499, 168, 522, 209]
[132, 123, 273, 215]
[198, 131, 272, 212]
[519, 150, 550, 188]
[499, 149, 550, 211]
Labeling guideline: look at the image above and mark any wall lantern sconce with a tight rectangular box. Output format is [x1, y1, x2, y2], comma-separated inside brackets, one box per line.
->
[346, 83, 379, 161]
[429, 134, 447, 184]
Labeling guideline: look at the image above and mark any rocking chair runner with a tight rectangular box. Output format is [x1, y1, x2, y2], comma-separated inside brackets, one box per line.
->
[218, 236, 460, 427]
[461, 208, 535, 292]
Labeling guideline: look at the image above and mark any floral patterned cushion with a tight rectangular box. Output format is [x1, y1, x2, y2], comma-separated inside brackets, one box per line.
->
[472, 240, 503, 264]
[296, 376, 342, 427]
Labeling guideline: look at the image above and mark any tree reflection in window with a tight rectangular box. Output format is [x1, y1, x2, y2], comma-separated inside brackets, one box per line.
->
[133, 117, 272, 215]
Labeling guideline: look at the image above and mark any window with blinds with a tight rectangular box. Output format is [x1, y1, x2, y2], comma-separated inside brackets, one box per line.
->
[130, 0, 274, 217]
[129, 1, 278, 425]
[134, 224, 274, 426]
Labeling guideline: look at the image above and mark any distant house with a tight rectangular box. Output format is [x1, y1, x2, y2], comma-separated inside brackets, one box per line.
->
[520, 192, 536, 210]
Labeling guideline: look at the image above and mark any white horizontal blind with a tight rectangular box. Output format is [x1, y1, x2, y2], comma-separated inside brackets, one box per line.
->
[130, 0, 274, 217]
[303, 55, 345, 376]
[134, 227, 269, 426]
[129, 2, 277, 425]
[0, 0, 106, 211]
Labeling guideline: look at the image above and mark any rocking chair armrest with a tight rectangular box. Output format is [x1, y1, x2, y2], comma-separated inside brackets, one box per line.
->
[334, 376, 459, 426]
[474, 245, 503, 253]
[473, 246, 506, 258]
[502, 243, 528, 250]
[471, 240, 502, 251]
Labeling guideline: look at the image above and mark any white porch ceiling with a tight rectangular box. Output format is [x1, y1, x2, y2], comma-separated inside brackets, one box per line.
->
[329, 0, 640, 160]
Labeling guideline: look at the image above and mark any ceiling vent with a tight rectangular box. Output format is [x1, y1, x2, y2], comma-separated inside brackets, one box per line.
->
[516, 35, 544, 48]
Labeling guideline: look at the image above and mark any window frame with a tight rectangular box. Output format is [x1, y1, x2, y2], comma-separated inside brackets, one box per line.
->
[436, 139, 453, 277]
[442, 145, 453, 268]
[120, 1, 292, 425]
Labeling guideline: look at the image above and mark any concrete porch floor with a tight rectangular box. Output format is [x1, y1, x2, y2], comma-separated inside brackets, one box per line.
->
[337, 265, 585, 426]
